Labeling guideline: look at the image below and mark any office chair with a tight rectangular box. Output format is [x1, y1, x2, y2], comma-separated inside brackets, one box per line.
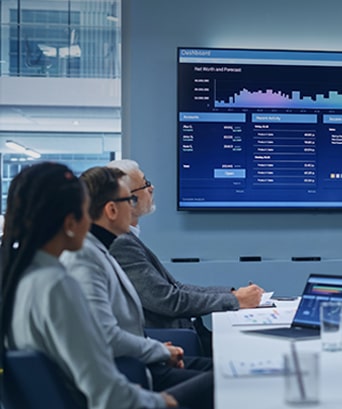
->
[145, 328, 203, 356]
[115, 356, 150, 389]
[2, 350, 153, 409]
[24, 38, 53, 75]
[3, 349, 87, 409]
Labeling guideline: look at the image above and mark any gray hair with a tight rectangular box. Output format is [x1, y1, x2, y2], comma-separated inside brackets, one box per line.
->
[107, 159, 139, 174]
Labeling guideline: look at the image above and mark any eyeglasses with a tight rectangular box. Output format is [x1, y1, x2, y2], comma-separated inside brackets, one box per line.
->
[112, 195, 138, 207]
[131, 179, 152, 193]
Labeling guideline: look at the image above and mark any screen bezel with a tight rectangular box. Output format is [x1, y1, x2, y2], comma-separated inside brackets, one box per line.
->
[177, 47, 342, 212]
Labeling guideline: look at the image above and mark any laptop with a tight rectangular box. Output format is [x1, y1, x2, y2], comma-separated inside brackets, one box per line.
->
[243, 273, 342, 340]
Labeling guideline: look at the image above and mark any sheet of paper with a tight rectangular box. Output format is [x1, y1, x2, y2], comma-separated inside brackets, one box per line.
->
[221, 357, 284, 378]
[259, 291, 274, 307]
[229, 307, 297, 326]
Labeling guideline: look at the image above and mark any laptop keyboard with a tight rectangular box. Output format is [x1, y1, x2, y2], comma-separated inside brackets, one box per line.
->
[243, 326, 320, 340]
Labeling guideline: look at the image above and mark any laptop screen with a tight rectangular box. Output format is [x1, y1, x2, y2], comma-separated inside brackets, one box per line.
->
[293, 274, 342, 328]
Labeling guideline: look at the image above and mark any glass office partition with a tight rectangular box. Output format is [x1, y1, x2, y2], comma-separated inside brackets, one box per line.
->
[0, 0, 121, 214]
[1, 0, 120, 78]
[1, 151, 115, 212]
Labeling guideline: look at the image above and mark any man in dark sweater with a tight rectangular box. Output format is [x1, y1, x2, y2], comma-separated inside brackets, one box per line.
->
[108, 160, 263, 356]
[61, 166, 214, 409]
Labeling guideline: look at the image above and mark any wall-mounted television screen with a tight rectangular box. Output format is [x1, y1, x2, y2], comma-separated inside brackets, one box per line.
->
[177, 47, 342, 210]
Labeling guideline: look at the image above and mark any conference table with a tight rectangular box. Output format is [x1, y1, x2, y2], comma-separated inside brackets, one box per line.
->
[213, 300, 342, 409]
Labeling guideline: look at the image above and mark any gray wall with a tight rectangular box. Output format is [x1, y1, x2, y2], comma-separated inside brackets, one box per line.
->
[122, 0, 342, 296]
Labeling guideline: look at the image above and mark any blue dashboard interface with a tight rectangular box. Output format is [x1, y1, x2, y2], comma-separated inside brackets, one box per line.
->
[293, 275, 342, 327]
[178, 48, 342, 209]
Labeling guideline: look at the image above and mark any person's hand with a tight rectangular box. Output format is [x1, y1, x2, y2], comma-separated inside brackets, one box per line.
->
[164, 342, 184, 368]
[232, 284, 264, 308]
[160, 392, 179, 407]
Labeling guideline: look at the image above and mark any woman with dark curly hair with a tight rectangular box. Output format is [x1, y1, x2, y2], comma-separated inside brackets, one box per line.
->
[1, 162, 177, 409]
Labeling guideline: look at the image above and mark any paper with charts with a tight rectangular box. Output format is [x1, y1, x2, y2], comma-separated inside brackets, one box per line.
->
[229, 307, 297, 326]
[221, 357, 284, 378]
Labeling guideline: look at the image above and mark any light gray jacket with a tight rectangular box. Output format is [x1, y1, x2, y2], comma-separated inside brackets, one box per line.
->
[61, 232, 170, 364]
[10, 250, 166, 409]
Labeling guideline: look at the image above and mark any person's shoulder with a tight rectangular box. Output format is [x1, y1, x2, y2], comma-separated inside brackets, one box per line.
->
[23, 257, 75, 299]
[113, 232, 135, 246]
[62, 238, 106, 270]
[119, 231, 134, 240]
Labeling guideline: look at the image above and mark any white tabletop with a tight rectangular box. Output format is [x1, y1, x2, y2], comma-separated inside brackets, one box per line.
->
[213, 300, 342, 409]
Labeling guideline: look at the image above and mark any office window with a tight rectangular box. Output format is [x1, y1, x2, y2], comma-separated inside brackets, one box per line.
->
[2, 0, 120, 78]
[1, 151, 115, 212]
[0, 0, 121, 213]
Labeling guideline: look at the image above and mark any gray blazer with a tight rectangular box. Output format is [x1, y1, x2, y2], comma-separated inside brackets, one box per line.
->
[61, 232, 170, 364]
[10, 250, 166, 409]
[109, 231, 239, 329]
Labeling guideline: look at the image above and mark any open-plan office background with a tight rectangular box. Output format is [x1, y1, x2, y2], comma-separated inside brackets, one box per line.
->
[122, 0, 342, 296]
[0, 0, 121, 211]
[2, 0, 342, 297]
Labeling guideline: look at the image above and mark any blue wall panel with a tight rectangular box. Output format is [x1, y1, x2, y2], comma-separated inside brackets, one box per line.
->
[122, 0, 342, 294]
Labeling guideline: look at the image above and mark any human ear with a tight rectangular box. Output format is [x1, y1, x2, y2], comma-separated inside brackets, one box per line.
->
[104, 201, 118, 221]
[63, 214, 76, 238]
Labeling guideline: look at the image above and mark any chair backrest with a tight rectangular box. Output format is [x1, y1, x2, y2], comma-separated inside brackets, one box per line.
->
[144, 328, 203, 356]
[2, 350, 193, 409]
[3, 349, 87, 409]
[115, 356, 150, 389]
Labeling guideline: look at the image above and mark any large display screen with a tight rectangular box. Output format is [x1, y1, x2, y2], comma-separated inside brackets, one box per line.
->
[177, 48, 342, 210]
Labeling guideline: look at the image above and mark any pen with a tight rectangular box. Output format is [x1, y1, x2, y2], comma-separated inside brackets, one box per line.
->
[231, 281, 253, 292]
